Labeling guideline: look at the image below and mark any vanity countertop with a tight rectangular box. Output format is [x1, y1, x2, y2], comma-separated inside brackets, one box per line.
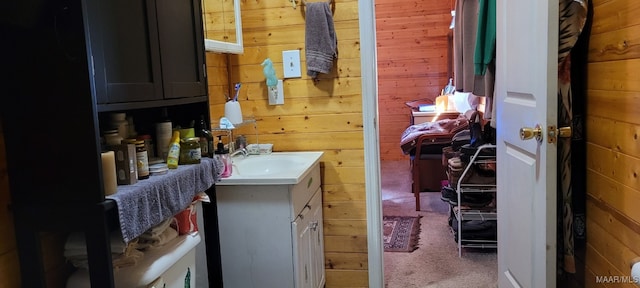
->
[215, 151, 324, 186]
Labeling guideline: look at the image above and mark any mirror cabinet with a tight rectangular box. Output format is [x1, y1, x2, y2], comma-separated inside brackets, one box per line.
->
[202, 0, 243, 54]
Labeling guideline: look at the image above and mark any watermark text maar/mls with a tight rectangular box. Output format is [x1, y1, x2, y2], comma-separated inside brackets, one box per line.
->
[595, 275, 640, 284]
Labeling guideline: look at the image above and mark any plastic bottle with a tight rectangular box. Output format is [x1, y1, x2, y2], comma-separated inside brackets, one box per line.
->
[166, 131, 181, 169]
[443, 78, 455, 95]
[156, 108, 173, 160]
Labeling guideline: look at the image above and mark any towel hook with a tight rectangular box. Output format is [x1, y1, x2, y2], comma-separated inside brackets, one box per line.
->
[295, 0, 333, 9]
[302, 0, 333, 5]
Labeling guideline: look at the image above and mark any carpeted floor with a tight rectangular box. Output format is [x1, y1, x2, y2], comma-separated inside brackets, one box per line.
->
[382, 160, 498, 288]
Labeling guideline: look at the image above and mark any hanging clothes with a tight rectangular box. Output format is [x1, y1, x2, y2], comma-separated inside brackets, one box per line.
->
[556, 0, 590, 277]
[472, 0, 496, 127]
[453, 0, 480, 94]
[473, 0, 495, 77]
[453, 0, 496, 126]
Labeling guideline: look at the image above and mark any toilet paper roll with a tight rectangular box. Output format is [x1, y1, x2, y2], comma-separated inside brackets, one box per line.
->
[225, 101, 243, 124]
[101, 151, 118, 196]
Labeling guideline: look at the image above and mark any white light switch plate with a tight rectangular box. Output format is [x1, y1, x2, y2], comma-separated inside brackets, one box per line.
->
[282, 50, 301, 78]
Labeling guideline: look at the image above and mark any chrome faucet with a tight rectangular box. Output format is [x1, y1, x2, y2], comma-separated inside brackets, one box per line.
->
[230, 148, 249, 158]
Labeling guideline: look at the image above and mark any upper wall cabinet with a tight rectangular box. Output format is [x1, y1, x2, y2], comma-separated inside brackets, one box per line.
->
[87, 0, 208, 111]
[202, 0, 244, 54]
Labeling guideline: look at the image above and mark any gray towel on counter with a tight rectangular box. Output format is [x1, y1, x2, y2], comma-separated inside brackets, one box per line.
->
[305, 2, 337, 79]
[107, 157, 223, 243]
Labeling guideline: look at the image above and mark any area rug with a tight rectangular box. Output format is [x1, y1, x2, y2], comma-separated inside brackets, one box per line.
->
[383, 215, 421, 252]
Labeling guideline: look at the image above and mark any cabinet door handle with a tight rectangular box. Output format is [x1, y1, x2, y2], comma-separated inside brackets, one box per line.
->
[298, 204, 311, 219]
[305, 264, 309, 282]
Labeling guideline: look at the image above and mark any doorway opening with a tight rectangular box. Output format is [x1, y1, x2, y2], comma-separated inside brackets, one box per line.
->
[370, 0, 498, 286]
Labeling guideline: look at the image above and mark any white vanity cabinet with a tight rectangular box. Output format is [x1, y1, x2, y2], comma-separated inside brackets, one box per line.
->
[215, 163, 325, 288]
[293, 188, 324, 288]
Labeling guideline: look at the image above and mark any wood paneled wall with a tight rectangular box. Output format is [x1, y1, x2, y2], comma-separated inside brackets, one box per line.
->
[585, 0, 640, 286]
[375, 0, 454, 161]
[5, 1, 636, 287]
[205, 0, 368, 286]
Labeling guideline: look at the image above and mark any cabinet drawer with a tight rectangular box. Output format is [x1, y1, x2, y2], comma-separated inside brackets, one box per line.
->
[292, 164, 321, 216]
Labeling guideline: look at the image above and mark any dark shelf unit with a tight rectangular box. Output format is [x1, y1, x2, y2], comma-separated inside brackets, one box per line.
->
[1, 0, 222, 287]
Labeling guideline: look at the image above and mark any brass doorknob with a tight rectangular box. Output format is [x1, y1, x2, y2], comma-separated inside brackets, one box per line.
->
[520, 125, 543, 142]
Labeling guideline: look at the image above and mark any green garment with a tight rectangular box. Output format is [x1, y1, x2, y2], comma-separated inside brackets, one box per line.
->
[474, 0, 496, 76]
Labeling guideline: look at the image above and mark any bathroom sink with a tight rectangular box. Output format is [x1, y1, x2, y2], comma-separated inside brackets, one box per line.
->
[216, 151, 323, 185]
[236, 156, 306, 176]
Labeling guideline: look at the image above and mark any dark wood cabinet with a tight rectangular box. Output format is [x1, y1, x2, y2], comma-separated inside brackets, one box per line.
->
[156, 0, 207, 100]
[88, 0, 207, 109]
[91, 0, 163, 105]
[1, 0, 220, 287]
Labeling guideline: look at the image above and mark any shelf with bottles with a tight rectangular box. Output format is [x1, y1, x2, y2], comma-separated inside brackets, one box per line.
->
[211, 118, 257, 132]
[210, 118, 259, 154]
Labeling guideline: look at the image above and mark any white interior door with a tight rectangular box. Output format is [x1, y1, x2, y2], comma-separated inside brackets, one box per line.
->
[496, 0, 558, 287]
